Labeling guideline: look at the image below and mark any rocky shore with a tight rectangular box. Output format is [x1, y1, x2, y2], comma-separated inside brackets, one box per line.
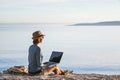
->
[1, 72, 120, 80]
[0, 66, 120, 80]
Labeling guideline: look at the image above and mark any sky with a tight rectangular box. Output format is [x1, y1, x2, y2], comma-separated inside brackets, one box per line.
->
[0, 0, 120, 23]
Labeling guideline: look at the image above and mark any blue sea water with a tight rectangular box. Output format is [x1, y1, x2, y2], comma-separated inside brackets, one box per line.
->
[0, 23, 120, 74]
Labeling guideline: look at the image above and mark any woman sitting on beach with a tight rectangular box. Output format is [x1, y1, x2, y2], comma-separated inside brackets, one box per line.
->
[28, 31, 64, 76]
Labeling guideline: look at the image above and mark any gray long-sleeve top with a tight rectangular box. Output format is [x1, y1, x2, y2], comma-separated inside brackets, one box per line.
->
[28, 45, 43, 72]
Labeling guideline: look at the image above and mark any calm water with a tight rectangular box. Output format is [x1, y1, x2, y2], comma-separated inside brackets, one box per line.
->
[0, 23, 120, 74]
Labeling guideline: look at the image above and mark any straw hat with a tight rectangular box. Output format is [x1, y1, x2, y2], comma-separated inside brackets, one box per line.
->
[32, 31, 45, 40]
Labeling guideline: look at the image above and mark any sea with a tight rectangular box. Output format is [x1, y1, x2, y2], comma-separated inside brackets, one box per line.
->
[0, 23, 120, 75]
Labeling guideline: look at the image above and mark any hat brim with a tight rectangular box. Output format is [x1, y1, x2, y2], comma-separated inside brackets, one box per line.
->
[32, 34, 45, 40]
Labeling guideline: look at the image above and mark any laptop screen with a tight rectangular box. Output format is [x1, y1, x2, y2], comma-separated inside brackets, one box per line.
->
[49, 51, 63, 63]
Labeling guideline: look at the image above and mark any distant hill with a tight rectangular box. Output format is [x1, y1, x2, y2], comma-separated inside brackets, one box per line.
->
[72, 21, 120, 26]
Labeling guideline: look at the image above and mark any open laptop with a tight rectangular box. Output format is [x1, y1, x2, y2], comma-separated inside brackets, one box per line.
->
[43, 51, 63, 67]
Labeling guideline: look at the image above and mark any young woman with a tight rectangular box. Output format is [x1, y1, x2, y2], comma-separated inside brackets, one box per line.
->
[28, 31, 64, 75]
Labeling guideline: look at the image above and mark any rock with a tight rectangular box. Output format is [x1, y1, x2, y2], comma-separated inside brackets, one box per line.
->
[3, 65, 28, 74]
[1, 66, 120, 80]
[0, 73, 120, 80]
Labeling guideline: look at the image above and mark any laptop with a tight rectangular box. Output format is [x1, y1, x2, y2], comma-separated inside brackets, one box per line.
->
[43, 51, 63, 67]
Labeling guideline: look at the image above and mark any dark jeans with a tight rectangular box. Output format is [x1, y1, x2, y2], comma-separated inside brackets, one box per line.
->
[28, 69, 42, 75]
